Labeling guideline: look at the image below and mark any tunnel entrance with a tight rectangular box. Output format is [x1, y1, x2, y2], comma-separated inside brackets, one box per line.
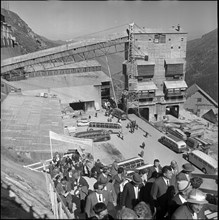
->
[70, 102, 85, 111]
[166, 105, 179, 118]
[139, 108, 149, 121]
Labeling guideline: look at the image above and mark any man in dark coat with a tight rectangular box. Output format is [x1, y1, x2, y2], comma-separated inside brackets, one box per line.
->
[56, 177, 73, 213]
[150, 165, 173, 219]
[147, 159, 162, 180]
[121, 172, 142, 209]
[94, 159, 104, 178]
[171, 189, 208, 219]
[73, 170, 89, 213]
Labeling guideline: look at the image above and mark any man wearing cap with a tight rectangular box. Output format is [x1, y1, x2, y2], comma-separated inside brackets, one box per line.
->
[85, 181, 111, 218]
[98, 173, 117, 218]
[121, 172, 142, 209]
[171, 189, 208, 219]
[150, 165, 173, 219]
[176, 163, 195, 182]
[98, 173, 117, 206]
[168, 180, 192, 218]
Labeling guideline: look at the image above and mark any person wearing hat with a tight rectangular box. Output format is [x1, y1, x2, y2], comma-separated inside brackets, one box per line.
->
[98, 174, 117, 208]
[168, 180, 192, 218]
[176, 163, 195, 182]
[99, 176, 117, 218]
[85, 181, 112, 219]
[121, 172, 142, 209]
[171, 189, 208, 219]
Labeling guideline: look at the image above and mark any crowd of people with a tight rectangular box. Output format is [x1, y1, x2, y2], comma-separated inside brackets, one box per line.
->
[46, 151, 218, 219]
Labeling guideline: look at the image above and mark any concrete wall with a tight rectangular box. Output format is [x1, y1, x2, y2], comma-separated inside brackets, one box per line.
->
[184, 91, 217, 116]
[133, 33, 187, 90]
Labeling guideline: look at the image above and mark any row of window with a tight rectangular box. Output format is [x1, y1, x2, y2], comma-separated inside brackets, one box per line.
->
[89, 122, 121, 129]
[135, 34, 184, 44]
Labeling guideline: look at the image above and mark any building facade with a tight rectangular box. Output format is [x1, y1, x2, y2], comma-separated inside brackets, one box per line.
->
[122, 25, 188, 121]
[184, 83, 218, 117]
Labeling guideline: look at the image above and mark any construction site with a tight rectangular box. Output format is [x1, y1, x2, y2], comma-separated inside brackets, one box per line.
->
[1, 5, 218, 219]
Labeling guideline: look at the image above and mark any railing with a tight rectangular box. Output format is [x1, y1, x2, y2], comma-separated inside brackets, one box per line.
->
[192, 173, 218, 195]
[43, 164, 72, 219]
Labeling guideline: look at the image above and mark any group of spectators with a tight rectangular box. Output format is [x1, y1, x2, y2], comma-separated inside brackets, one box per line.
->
[46, 151, 217, 219]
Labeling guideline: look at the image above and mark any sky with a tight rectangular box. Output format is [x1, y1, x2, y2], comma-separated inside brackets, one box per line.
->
[5, 1, 218, 41]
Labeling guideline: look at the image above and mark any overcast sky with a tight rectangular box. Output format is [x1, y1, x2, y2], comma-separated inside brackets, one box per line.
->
[7, 1, 218, 41]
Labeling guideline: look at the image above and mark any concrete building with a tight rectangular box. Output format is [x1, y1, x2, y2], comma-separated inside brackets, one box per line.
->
[5, 60, 111, 112]
[122, 25, 188, 121]
[184, 83, 218, 118]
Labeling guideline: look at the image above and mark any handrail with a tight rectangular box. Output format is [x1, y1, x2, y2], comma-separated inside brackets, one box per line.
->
[192, 173, 218, 180]
[43, 164, 72, 219]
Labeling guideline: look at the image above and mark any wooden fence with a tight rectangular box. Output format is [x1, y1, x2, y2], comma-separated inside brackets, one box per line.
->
[43, 164, 72, 219]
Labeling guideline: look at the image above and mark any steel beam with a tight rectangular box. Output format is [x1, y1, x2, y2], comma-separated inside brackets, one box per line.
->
[1, 36, 128, 74]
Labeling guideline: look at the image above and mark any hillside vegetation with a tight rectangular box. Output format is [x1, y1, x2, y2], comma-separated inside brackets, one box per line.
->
[185, 29, 218, 102]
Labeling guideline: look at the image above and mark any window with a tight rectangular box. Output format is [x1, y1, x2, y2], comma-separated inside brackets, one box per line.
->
[181, 38, 184, 41]
[171, 46, 173, 49]
[169, 39, 171, 41]
[137, 65, 155, 77]
[138, 47, 141, 50]
[197, 98, 202, 102]
[165, 63, 184, 76]
[178, 46, 181, 49]
[154, 34, 166, 43]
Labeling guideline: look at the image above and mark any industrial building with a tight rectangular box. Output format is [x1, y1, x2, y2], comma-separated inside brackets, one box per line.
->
[4, 60, 111, 112]
[184, 83, 218, 119]
[122, 25, 188, 121]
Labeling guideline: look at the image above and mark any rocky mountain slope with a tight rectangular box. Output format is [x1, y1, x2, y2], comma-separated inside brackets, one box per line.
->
[185, 28, 218, 102]
[1, 8, 64, 54]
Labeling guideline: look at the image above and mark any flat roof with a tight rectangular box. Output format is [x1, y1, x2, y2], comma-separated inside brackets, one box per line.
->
[166, 134, 185, 143]
[164, 80, 188, 89]
[8, 71, 110, 91]
[191, 150, 218, 168]
[1, 93, 63, 152]
[133, 25, 187, 34]
[137, 81, 158, 91]
[136, 60, 155, 65]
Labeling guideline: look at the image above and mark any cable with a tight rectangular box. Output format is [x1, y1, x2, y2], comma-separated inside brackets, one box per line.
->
[73, 23, 129, 40]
